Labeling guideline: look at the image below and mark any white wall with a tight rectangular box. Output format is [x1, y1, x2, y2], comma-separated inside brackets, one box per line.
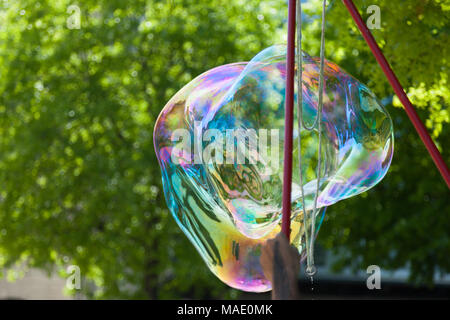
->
[0, 269, 71, 300]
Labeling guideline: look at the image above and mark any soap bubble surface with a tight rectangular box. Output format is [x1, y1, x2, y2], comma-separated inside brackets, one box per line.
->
[153, 45, 393, 292]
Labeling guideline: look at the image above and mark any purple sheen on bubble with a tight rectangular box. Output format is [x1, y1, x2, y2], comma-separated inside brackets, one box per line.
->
[153, 45, 394, 292]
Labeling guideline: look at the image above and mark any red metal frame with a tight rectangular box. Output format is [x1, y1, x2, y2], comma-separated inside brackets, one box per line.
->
[341, 0, 450, 188]
[281, 0, 297, 239]
[281, 0, 450, 239]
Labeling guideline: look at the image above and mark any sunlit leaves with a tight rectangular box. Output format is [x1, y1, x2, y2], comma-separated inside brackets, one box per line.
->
[0, 0, 284, 299]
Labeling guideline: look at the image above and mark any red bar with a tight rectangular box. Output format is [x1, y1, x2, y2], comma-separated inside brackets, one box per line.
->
[342, 0, 450, 189]
[281, 0, 297, 239]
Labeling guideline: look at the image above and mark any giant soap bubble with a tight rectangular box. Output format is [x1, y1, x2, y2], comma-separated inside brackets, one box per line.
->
[153, 45, 394, 292]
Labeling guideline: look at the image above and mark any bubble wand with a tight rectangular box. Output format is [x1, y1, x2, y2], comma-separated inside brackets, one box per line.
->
[282, 0, 327, 277]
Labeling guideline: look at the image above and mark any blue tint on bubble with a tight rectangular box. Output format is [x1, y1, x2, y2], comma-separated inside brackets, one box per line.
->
[153, 45, 393, 292]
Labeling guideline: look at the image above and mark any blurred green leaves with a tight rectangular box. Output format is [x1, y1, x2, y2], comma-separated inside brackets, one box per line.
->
[0, 0, 283, 299]
[304, 0, 450, 286]
[0, 0, 448, 299]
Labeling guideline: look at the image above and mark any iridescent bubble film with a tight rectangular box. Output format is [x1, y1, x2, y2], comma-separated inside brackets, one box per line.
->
[153, 45, 394, 292]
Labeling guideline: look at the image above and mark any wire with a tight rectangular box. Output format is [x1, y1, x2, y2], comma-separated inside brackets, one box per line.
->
[296, 0, 327, 277]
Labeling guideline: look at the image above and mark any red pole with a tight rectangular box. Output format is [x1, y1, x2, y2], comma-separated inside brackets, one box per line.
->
[281, 0, 297, 239]
[342, 0, 450, 189]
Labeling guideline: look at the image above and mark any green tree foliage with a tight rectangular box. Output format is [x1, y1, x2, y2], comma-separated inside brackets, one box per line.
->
[301, 0, 449, 286]
[0, 0, 283, 299]
[0, 0, 448, 299]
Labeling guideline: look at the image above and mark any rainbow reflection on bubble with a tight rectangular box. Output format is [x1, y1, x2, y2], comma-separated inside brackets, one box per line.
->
[153, 45, 394, 292]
